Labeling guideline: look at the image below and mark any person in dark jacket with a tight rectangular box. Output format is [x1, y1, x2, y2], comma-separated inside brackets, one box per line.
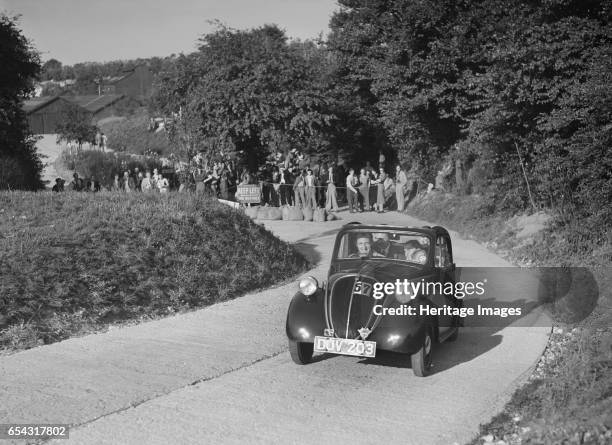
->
[52, 178, 65, 192]
[71, 173, 84, 191]
[279, 167, 293, 206]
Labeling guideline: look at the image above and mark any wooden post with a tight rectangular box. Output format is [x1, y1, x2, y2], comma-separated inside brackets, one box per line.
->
[514, 141, 537, 212]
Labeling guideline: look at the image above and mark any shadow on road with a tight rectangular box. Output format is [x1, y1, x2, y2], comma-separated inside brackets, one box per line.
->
[351, 330, 503, 373]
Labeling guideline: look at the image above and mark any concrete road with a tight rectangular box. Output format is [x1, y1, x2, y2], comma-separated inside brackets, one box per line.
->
[0, 211, 551, 445]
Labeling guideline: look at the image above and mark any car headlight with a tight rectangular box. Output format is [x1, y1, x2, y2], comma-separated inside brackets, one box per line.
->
[298, 276, 318, 296]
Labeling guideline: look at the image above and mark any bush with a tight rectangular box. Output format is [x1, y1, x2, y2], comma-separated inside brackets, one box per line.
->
[101, 114, 174, 157]
[0, 14, 44, 191]
[406, 190, 612, 444]
[0, 151, 43, 191]
[0, 192, 309, 352]
[61, 150, 164, 188]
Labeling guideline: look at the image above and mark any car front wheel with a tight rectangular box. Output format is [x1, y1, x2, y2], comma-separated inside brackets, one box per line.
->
[411, 328, 433, 377]
[288, 340, 314, 364]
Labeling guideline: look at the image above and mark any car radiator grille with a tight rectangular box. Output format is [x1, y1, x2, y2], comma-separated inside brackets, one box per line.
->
[328, 275, 382, 339]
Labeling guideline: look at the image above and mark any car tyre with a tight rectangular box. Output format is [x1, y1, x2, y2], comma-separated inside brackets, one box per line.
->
[289, 340, 314, 364]
[411, 327, 433, 377]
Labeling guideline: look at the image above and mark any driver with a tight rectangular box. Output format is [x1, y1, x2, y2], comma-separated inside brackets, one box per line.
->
[350, 234, 373, 258]
[404, 240, 428, 264]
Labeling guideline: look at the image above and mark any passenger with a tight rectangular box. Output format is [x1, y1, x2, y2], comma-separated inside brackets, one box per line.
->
[372, 232, 391, 257]
[404, 240, 428, 264]
[372, 232, 404, 259]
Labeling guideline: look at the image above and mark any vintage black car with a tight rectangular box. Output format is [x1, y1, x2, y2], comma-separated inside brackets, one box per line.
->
[286, 223, 461, 376]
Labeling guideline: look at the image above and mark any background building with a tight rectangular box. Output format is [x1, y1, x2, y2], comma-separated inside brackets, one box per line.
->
[101, 65, 152, 101]
[23, 94, 127, 134]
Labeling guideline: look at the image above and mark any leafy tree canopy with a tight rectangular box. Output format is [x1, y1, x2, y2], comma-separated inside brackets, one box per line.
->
[154, 24, 334, 170]
[0, 14, 43, 190]
[327, 0, 611, 237]
[55, 103, 98, 149]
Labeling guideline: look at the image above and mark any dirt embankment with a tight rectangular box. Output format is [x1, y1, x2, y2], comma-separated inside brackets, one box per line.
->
[405, 190, 612, 445]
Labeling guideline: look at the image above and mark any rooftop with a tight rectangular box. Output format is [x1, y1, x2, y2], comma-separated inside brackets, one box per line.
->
[62, 94, 125, 113]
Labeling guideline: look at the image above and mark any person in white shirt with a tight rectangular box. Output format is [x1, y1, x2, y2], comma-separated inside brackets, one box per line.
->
[346, 168, 359, 213]
[358, 168, 371, 211]
[325, 164, 339, 212]
[395, 165, 408, 211]
[305, 169, 317, 208]
[158, 174, 170, 193]
[151, 168, 159, 190]
[141, 171, 153, 192]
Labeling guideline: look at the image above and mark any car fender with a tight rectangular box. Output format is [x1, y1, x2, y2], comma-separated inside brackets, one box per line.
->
[286, 288, 326, 343]
[369, 298, 438, 354]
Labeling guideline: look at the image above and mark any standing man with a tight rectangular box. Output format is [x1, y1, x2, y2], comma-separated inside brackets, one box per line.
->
[346, 168, 359, 213]
[293, 169, 306, 208]
[279, 167, 293, 206]
[358, 167, 371, 211]
[101, 133, 108, 152]
[317, 164, 328, 207]
[122, 171, 135, 192]
[395, 164, 408, 211]
[305, 169, 317, 208]
[194, 168, 206, 194]
[271, 166, 281, 206]
[374, 167, 387, 212]
[133, 167, 141, 191]
[261, 165, 273, 206]
[325, 163, 339, 212]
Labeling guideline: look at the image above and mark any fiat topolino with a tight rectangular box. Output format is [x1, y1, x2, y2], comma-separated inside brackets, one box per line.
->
[286, 223, 461, 376]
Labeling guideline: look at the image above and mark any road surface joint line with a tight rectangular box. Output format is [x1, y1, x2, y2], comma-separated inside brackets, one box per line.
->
[63, 348, 289, 437]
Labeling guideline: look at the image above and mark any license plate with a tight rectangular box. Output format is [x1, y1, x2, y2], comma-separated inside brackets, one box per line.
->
[313, 336, 376, 358]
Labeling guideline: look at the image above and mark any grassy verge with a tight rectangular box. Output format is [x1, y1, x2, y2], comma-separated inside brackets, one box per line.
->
[0, 191, 309, 353]
[406, 191, 612, 444]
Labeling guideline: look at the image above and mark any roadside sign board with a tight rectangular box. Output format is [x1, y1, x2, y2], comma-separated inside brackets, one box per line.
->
[237, 184, 261, 204]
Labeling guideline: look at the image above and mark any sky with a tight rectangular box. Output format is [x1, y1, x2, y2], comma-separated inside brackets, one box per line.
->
[1, 0, 339, 64]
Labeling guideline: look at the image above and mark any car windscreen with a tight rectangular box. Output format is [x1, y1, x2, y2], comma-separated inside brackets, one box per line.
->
[336, 230, 430, 264]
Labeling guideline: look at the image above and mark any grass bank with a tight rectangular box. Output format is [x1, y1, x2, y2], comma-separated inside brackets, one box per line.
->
[0, 191, 309, 353]
[406, 191, 612, 444]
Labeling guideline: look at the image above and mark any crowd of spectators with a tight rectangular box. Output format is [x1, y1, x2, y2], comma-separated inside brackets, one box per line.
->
[56, 168, 171, 194]
[236, 150, 417, 213]
[52, 148, 418, 212]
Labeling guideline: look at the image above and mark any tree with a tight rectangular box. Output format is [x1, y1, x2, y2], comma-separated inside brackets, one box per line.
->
[55, 103, 98, 151]
[102, 114, 173, 157]
[41, 58, 62, 81]
[0, 14, 43, 190]
[154, 25, 334, 171]
[327, 0, 490, 178]
[327, 0, 612, 224]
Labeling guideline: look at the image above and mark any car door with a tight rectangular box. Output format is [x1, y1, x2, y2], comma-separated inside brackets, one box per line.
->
[433, 235, 456, 332]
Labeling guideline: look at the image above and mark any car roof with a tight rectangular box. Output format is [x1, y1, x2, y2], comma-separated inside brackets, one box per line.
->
[339, 222, 450, 238]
